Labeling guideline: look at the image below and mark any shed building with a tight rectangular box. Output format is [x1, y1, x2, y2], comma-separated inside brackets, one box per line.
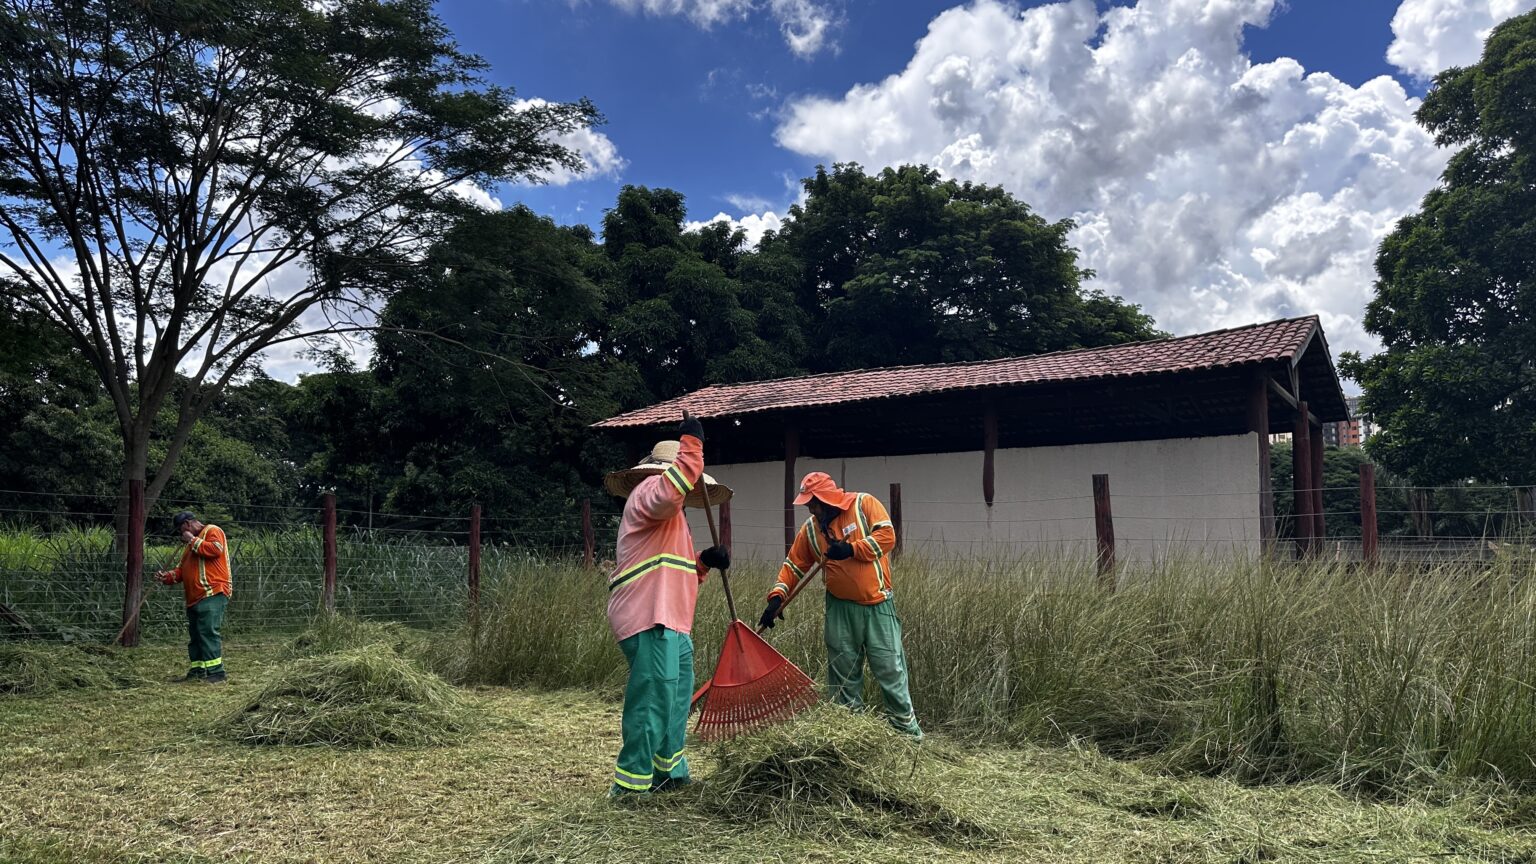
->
[594, 316, 1350, 562]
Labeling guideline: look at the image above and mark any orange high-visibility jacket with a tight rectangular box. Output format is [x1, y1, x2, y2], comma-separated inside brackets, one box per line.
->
[769, 493, 895, 606]
[165, 524, 232, 607]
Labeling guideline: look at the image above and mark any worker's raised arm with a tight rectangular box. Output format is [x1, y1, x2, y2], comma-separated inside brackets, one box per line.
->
[189, 526, 226, 559]
[628, 433, 704, 523]
[852, 495, 895, 563]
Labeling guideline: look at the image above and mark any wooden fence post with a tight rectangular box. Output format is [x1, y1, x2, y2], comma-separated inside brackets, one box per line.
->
[120, 479, 145, 647]
[1292, 401, 1313, 558]
[889, 482, 903, 558]
[468, 503, 481, 621]
[582, 498, 595, 568]
[1093, 473, 1115, 589]
[784, 424, 800, 550]
[1360, 463, 1379, 567]
[322, 492, 337, 613]
[720, 499, 733, 552]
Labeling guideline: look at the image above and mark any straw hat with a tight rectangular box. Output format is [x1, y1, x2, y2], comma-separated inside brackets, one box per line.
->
[604, 440, 733, 508]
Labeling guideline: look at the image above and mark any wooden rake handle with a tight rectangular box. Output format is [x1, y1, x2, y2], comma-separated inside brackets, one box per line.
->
[759, 559, 824, 634]
[699, 485, 738, 623]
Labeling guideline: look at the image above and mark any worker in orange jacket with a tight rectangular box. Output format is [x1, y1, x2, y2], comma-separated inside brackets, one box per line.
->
[758, 472, 921, 738]
[156, 511, 232, 683]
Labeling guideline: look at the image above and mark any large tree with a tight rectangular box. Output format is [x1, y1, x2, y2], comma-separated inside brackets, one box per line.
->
[601, 186, 807, 402]
[0, 0, 598, 532]
[768, 164, 1161, 371]
[371, 205, 618, 532]
[1340, 11, 1536, 486]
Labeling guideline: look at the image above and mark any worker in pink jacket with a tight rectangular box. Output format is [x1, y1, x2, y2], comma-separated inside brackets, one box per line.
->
[602, 412, 729, 794]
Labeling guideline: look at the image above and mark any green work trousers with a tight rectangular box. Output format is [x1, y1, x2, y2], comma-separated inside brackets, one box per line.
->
[185, 593, 228, 678]
[825, 594, 922, 738]
[613, 625, 693, 793]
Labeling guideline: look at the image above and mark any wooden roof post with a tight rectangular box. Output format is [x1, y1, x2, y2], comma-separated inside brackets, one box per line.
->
[1247, 371, 1274, 553]
[1292, 400, 1313, 558]
[1309, 420, 1326, 543]
[784, 421, 800, 551]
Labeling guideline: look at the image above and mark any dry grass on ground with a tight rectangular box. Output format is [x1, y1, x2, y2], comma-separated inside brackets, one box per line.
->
[3, 640, 1536, 863]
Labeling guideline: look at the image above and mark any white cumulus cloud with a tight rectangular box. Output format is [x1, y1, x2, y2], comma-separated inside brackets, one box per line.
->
[1387, 0, 1535, 79]
[774, 0, 1460, 357]
[600, 0, 838, 57]
[685, 210, 785, 247]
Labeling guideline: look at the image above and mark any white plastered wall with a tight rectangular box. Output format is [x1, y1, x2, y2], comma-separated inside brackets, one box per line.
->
[689, 434, 1263, 563]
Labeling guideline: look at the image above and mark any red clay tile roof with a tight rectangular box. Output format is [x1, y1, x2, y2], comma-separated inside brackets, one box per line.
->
[595, 316, 1326, 428]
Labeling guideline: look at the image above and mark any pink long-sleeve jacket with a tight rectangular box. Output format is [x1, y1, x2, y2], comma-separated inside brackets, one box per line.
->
[606, 434, 711, 642]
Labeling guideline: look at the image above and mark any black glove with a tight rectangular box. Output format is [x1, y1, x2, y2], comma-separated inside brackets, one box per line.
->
[758, 595, 784, 630]
[677, 410, 704, 442]
[826, 540, 855, 561]
[699, 545, 730, 571]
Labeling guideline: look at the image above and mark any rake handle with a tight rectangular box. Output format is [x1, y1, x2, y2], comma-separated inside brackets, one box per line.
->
[699, 471, 738, 623]
[757, 559, 824, 635]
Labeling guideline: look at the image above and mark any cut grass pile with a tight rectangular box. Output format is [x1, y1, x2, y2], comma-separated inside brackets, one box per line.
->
[218, 644, 471, 747]
[696, 704, 997, 845]
[0, 643, 147, 695]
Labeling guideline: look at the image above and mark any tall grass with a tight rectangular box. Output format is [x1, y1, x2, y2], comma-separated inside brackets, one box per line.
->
[0, 527, 481, 639]
[444, 552, 1536, 795]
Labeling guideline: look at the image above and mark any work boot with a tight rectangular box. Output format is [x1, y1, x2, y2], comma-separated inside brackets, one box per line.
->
[204, 671, 228, 685]
[649, 775, 693, 793]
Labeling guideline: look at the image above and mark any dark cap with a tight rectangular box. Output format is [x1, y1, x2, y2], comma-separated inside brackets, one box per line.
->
[172, 511, 197, 531]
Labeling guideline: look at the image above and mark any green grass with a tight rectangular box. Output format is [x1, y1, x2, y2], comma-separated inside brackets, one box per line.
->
[3, 641, 1536, 863]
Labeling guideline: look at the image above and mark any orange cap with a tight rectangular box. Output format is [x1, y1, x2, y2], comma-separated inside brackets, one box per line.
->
[792, 472, 856, 509]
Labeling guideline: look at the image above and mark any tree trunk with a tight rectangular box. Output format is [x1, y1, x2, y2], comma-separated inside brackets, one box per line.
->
[117, 433, 151, 647]
[1409, 489, 1434, 540]
[114, 432, 152, 554]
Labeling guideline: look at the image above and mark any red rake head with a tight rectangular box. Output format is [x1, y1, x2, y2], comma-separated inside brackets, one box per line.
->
[694, 621, 818, 742]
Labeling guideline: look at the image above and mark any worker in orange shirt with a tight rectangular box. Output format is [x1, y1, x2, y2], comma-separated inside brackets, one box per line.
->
[758, 472, 921, 739]
[156, 511, 232, 684]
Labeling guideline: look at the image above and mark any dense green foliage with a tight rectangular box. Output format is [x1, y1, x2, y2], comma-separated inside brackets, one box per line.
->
[1341, 11, 1536, 486]
[0, 166, 1158, 530]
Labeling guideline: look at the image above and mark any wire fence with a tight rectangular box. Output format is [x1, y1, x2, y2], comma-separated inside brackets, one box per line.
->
[2, 476, 1533, 643]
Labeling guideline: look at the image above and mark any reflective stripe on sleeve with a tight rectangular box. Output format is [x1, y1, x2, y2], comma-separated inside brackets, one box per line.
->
[663, 465, 694, 496]
[609, 554, 697, 592]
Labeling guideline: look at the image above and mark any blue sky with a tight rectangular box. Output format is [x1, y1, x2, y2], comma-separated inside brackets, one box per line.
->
[446, 0, 1413, 230]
